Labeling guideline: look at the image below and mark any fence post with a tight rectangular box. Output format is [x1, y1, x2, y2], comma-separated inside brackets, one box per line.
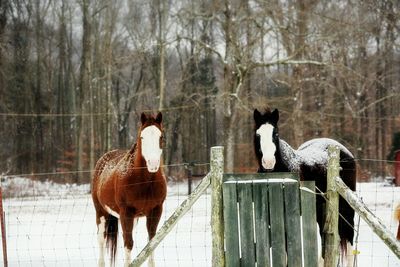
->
[324, 145, 340, 267]
[211, 146, 225, 267]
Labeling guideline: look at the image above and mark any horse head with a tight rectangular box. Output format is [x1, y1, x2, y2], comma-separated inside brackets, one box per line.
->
[139, 112, 163, 173]
[254, 108, 280, 171]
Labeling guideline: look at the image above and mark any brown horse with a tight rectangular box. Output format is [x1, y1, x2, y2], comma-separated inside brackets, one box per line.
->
[91, 112, 167, 267]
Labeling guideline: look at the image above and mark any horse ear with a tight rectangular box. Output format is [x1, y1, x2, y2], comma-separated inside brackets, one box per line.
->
[140, 113, 147, 124]
[155, 112, 162, 124]
[254, 109, 262, 123]
[271, 109, 279, 123]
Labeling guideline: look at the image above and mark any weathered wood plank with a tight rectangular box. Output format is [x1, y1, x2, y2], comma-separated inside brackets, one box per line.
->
[211, 146, 225, 267]
[268, 182, 286, 266]
[223, 172, 299, 182]
[237, 182, 255, 266]
[284, 182, 302, 267]
[222, 182, 240, 267]
[301, 181, 319, 267]
[324, 145, 340, 267]
[253, 182, 271, 266]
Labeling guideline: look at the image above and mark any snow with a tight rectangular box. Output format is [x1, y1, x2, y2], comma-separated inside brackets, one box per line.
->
[1, 178, 400, 267]
[280, 138, 354, 171]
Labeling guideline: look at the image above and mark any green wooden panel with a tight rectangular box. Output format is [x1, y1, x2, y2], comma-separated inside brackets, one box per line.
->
[237, 182, 255, 266]
[300, 181, 319, 267]
[223, 173, 299, 182]
[222, 182, 240, 267]
[253, 182, 271, 267]
[268, 182, 286, 266]
[284, 182, 302, 267]
[222, 174, 318, 267]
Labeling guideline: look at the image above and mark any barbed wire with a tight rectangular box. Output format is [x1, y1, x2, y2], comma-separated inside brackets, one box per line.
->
[2, 155, 398, 180]
[0, 156, 398, 181]
[0, 102, 399, 121]
[0, 103, 212, 118]
[1, 161, 210, 180]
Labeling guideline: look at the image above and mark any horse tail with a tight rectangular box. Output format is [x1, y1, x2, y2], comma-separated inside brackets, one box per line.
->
[394, 203, 400, 240]
[105, 214, 118, 266]
[340, 237, 357, 267]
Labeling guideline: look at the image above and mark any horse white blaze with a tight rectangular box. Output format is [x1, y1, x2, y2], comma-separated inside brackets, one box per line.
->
[256, 123, 277, 170]
[141, 125, 162, 173]
[98, 216, 106, 267]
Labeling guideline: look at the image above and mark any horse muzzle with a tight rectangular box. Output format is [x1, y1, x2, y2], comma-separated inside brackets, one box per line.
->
[262, 157, 276, 170]
[146, 159, 160, 173]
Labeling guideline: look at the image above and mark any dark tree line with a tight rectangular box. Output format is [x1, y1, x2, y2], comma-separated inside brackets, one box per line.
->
[0, 0, 399, 182]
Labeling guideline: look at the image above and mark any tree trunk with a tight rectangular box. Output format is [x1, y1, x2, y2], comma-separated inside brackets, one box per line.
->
[157, 0, 167, 111]
[77, 0, 92, 183]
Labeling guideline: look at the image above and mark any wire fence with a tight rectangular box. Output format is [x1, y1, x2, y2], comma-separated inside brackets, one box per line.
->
[0, 159, 399, 266]
[1, 164, 212, 267]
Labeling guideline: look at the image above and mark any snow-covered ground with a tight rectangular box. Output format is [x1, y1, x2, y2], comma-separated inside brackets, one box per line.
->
[1, 178, 399, 266]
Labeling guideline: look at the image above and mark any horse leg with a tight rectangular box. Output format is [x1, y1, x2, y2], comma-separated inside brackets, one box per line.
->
[146, 205, 163, 267]
[120, 209, 135, 267]
[96, 213, 107, 267]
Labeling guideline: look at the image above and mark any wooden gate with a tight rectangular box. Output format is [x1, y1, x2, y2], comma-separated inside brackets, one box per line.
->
[222, 173, 319, 267]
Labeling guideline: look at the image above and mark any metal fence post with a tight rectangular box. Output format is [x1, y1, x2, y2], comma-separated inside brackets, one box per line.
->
[324, 145, 340, 267]
[211, 146, 225, 267]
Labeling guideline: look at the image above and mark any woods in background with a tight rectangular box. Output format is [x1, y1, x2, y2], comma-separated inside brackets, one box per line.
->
[0, 0, 399, 183]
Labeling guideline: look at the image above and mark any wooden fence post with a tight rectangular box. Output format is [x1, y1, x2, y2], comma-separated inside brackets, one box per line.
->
[324, 145, 340, 267]
[211, 146, 225, 267]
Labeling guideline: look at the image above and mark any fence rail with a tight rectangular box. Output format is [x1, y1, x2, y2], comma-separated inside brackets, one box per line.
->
[130, 146, 224, 266]
[325, 145, 400, 266]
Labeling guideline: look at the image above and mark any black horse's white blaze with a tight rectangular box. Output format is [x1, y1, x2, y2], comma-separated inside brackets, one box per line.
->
[256, 123, 277, 170]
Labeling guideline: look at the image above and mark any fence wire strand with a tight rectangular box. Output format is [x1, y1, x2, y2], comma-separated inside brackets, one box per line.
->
[2, 157, 400, 266]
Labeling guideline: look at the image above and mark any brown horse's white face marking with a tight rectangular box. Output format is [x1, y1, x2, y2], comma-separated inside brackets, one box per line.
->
[256, 123, 277, 170]
[140, 125, 162, 173]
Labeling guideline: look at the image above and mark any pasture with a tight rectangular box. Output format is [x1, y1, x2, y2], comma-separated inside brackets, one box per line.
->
[1, 177, 399, 266]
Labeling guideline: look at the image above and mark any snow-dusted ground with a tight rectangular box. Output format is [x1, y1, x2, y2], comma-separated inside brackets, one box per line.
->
[1, 178, 399, 267]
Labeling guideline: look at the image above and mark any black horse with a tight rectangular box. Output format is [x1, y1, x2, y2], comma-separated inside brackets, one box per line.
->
[254, 108, 356, 263]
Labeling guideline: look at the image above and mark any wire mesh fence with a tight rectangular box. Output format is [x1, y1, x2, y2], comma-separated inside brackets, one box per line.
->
[0, 159, 399, 266]
[1, 165, 212, 267]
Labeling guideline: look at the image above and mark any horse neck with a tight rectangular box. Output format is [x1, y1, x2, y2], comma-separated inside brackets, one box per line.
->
[132, 142, 146, 170]
[123, 142, 148, 179]
[276, 139, 298, 172]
